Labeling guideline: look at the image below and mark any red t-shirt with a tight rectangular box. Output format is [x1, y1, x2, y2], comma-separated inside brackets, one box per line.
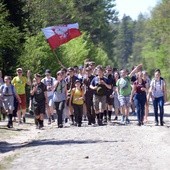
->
[134, 80, 146, 94]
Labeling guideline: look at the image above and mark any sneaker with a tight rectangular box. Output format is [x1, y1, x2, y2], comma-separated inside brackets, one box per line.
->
[137, 122, 141, 126]
[160, 122, 164, 126]
[103, 117, 107, 123]
[125, 117, 130, 124]
[58, 124, 63, 128]
[131, 112, 136, 116]
[51, 115, 55, 122]
[97, 119, 103, 126]
[155, 122, 159, 126]
[18, 121, 22, 125]
[113, 116, 118, 121]
[77, 124, 81, 127]
[120, 116, 125, 124]
[48, 118, 51, 125]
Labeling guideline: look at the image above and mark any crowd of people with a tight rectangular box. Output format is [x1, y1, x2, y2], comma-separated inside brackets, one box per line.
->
[0, 60, 167, 129]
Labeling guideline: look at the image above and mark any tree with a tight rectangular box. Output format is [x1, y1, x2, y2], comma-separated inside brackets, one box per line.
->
[0, 2, 21, 75]
[114, 15, 134, 68]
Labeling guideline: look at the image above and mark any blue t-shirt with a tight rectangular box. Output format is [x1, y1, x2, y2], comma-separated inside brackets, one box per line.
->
[90, 76, 110, 96]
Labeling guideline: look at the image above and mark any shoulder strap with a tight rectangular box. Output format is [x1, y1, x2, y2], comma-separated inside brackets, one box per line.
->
[11, 85, 15, 95]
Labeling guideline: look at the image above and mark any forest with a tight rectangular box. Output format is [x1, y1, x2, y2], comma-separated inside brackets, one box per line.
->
[0, 0, 170, 84]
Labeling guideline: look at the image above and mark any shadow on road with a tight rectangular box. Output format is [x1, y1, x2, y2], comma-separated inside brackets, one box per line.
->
[0, 139, 125, 154]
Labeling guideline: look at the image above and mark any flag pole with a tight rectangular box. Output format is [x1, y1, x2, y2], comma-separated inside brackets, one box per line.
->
[52, 49, 65, 68]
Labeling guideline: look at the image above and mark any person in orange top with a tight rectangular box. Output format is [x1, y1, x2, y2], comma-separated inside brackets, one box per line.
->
[70, 80, 84, 127]
[11, 68, 31, 124]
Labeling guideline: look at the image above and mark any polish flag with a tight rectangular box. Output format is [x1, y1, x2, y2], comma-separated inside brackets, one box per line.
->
[42, 23, 82, 49]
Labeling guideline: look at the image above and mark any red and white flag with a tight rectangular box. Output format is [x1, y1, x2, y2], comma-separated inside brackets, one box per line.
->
[42, 23, 82, 49]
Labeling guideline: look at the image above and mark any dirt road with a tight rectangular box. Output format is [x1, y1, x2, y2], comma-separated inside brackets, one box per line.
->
[0, 105, 170, 170]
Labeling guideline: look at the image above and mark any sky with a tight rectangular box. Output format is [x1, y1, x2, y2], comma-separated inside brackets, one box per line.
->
[115, 0, 160, 20]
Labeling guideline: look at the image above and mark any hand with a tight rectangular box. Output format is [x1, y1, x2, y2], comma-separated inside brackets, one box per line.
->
[33, 86, 37, 92]
[27, 70, 31, 77]
[141, 87, 145, 91]
[110, 94, 114, 98]
[18, 99, 22, 103]
[28, 105, 31, 110]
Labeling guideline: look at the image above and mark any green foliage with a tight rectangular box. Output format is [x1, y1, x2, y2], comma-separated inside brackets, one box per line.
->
[19, 32, 59, 76]
[0, 2, 21, 75]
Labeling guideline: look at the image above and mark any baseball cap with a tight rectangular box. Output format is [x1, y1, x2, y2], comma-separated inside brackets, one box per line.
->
[67, 67, 74, 72]
[16, 68, 23, 72]
[45, 69, 51, 74]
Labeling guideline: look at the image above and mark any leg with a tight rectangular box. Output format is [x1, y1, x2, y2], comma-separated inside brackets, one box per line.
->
[77, 105, 83, 126]
[57, 101, 65, 127]
[158, 97, 164, 126]
[153, 98, 159, 125]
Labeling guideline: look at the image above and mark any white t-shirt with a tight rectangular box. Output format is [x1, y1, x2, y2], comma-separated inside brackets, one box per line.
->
[41, 77, 56, 97]
[150, 79, 165, 98]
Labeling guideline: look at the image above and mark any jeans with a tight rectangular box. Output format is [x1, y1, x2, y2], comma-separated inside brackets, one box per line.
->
[153, 96, 164, 123]
[54, 100, 65, 126]
[73, 104, 83, 125]
[85, 93, 95, 124]
[134, 93, 146, 123]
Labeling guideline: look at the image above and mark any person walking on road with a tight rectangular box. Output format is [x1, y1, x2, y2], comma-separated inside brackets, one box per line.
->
[148, 69, 167, 126]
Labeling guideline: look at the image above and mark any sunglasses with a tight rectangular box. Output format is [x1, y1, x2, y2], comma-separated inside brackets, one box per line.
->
[17, 71, 22, 73]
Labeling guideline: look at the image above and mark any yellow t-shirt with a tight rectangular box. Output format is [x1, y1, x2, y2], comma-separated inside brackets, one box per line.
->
[72, 88, 84, 105]
[11, 76, 27, 95]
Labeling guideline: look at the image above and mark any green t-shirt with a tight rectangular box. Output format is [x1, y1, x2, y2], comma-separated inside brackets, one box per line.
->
[11, 76, 27, 95]
[116, 76, 131, 96]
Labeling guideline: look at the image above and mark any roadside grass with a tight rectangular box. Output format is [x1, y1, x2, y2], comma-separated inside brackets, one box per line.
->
[0, 153, 19, 170]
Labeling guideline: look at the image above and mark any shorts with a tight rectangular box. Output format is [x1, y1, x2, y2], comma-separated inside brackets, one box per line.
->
[113, 95, 120, 109]
[93, 95, 106, 111]
[106, 96, 114, 105]
[2, 96, 14, 112]
[48, 95, 54, 107]
[118, 95, 131, 107]
[18, 94, 26, 110]
[34, 103, 46, 115]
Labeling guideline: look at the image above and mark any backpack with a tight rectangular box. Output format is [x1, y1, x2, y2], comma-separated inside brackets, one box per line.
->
[43, 77, 53, 86]
[152, 78, 164, 91]
[1, 84, 15, 96]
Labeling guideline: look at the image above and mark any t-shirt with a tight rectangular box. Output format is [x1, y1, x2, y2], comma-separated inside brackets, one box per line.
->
[53, 80, 66, 102]
[150, 79, 165, 98]
[106, 74, 116, 95]
[134, 80, 146, 94]
[90, 76, 110, 96]
[116, 76, 131, 96]
[41, 77, 55, 97]
[72, 88, 84, 105]
[0, 84, 16, 96]
[12, 76, 27, 95]
[83, 75, 95, 96]
[65, 75, 78, 95]
[32, 82, 47, 104]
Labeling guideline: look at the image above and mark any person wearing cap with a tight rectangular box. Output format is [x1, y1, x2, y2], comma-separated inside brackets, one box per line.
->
[53, 71, 67, 128]
[11, 68, 31, 124]
[0, 76, 21, 128]
[69, 79, 84, 127]
[83, 67, 95, 125]
[30, 74, 48, 129]
[41, 69, 56, 124]
[90, 65, 111, 126]
[65, 67, 78, 125]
